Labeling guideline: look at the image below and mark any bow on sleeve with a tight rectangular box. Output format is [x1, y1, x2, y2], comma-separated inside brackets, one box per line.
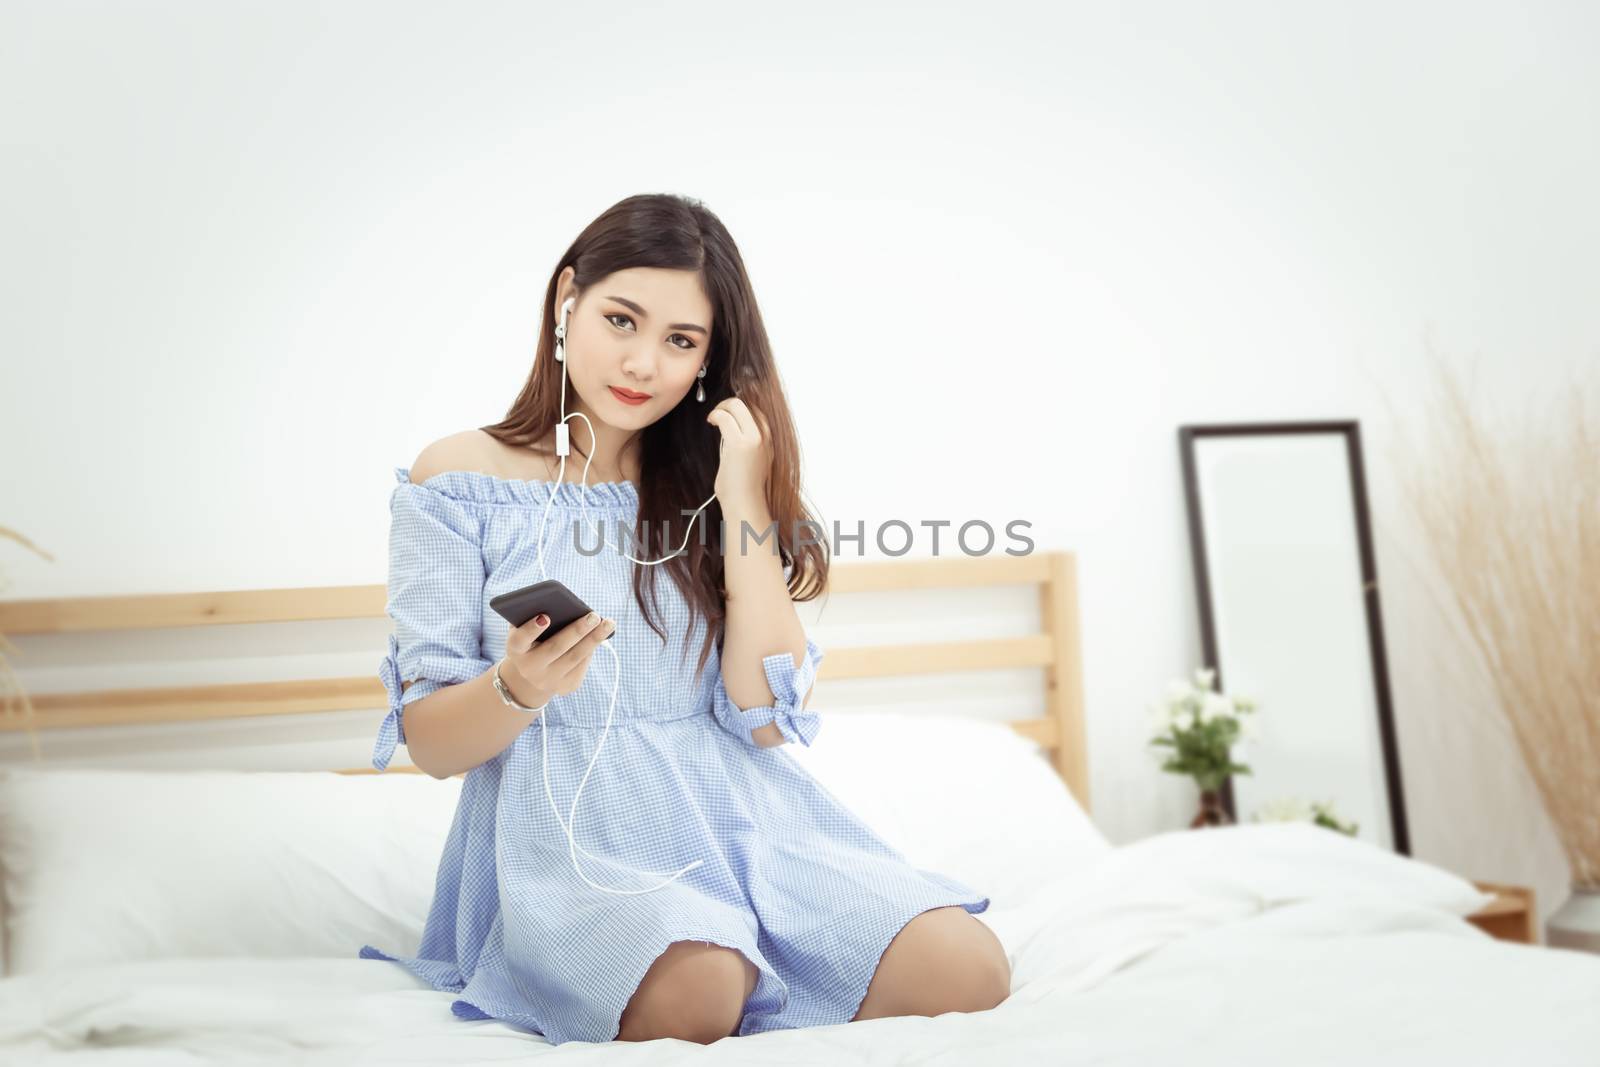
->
[712, 637, 826, 748]
[372, 633, 407, 772]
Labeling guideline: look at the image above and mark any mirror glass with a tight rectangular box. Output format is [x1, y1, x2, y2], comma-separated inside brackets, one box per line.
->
[1181, 422, 1409, 853]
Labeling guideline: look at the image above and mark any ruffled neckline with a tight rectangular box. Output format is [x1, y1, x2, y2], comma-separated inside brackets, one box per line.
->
[393, 466, 639, 511]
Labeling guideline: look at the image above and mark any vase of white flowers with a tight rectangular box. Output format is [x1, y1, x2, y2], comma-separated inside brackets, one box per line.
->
[1147, 666, 1259, 828]
[1192, 788, 1229, 829]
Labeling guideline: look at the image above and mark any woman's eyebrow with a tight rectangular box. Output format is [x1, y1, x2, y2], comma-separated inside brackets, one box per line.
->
[604, 295, 708, 336]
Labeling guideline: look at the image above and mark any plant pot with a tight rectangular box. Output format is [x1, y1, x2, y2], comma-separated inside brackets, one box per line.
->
[1546, 883, 1600, 954]
[1189, 787, 1234, 829]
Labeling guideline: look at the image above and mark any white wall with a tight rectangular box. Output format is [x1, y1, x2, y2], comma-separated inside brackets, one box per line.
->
[2, 1, 1594, 929]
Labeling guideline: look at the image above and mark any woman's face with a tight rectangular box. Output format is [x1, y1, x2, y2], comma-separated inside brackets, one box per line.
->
[555, 266, 714, 432]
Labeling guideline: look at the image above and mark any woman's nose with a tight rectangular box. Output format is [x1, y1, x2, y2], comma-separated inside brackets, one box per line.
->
[620, 345, 658, 381]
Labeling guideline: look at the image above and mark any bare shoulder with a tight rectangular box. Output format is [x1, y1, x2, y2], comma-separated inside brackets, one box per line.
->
[408, 430, 495, 484]
[410, 429, 558, 484]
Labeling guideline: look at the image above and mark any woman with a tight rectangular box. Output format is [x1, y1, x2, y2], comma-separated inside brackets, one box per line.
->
[359, 193, 1009, 1045]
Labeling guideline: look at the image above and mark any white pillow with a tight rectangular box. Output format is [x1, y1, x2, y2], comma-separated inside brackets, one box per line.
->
[0, 766, 461, 976]
[1092, 820, 1496, 914]
[784, 711, 1111, 910]
[0, 713, 1104, 974]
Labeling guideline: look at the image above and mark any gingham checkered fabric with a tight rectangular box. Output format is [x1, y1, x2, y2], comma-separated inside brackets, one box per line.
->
[359, 467, 989, 1044]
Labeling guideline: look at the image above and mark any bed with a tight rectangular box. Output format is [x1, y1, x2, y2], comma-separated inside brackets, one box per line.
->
[1, 551, 1597, 1065]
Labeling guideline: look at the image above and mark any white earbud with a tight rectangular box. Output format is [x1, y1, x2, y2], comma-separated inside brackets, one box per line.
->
[554, 297, 574, 362]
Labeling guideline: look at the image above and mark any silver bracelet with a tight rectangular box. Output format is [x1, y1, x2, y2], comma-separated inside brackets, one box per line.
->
[493, 658, 550, 714]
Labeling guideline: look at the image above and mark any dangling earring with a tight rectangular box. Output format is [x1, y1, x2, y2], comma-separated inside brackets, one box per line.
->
[695, 365, 706, 402]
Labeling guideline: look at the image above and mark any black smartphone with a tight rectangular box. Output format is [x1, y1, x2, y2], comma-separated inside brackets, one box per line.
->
[489, 579, 595, 642]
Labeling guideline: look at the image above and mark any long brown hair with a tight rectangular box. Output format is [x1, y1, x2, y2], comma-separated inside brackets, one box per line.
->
[480, 193, 828, 679]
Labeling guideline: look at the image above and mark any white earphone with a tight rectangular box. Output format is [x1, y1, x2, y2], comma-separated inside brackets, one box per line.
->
[552, 297, 569, 362]
[533, 293, 719, 896]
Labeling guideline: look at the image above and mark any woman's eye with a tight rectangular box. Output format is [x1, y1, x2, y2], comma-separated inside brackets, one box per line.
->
[605, 312, 695, 350]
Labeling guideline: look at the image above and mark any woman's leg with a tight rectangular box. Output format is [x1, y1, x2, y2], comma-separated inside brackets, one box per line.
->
[616, 940, 761, 1043]
[850, 906, 1010, 1022]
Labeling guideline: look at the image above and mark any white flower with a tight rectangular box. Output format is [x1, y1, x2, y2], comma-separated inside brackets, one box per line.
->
[1193, 667, 1216, 691]
[1146, 707, 1170, 736]
[1173, 709, 1195, 731]
[1199, 692, 1233, 724]
[1166, 679, 1193, 704]
[1253, 796, 1313, 823]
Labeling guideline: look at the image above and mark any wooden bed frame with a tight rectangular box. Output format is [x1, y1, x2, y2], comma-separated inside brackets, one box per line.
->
[0, 551, 1090, 813]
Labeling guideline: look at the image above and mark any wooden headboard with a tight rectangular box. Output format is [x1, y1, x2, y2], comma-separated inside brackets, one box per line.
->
[0, 551, 1090, 813]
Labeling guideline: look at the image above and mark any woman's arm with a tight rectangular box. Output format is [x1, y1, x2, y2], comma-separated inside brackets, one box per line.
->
[720, 493, 812, 748]
[705, 396, 815, 748]
[400, 668, 553, 779]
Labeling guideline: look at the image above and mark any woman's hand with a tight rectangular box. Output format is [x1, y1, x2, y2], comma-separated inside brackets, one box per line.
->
[705, 396, 773, 515]
[502, 611, 616, 707]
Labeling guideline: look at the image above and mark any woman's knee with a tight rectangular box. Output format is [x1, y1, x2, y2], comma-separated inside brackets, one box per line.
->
[616, 940, 758, 1044]
[964, 926, 1012, 1011]
[853, 907, 1012, 1021]
[915, 922, 1010, 1015]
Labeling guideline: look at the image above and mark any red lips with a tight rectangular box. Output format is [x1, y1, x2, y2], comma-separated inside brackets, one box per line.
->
[609, 386, 651, 405]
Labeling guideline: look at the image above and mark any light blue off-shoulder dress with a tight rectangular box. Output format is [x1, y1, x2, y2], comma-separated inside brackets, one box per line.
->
[357, 467, 989, 1045]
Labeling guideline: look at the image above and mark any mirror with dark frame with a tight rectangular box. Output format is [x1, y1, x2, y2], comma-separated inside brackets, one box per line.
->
[1177, 420, 1411, 854]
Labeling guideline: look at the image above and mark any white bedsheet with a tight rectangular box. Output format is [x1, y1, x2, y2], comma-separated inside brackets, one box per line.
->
[4, 824, 1597, 1066]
